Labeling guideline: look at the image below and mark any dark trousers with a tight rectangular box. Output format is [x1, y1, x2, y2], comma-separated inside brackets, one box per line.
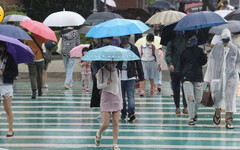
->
[170, 72, 187, 108]
[28, 61, 44, 90]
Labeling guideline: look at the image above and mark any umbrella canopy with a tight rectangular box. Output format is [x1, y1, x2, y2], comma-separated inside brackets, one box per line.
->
[86, 18, 150, 38]
[70, 44, 90, 58]
[120, 8, 151, 23]
[148, 1, 176, 11]
[0, 25, 32, 40]
[81, 45, 140, 61]
[225, 9, 240, 21]
[176, 0, 200, 2]
[135, 36, 162, 50]
[214, 10, 233, 18]
[0, 34, 34, 64]
[43, 10, 85, 27]
[100, 0, 116, 7]
[20, 20, 57, 42]
[84, 12, 123, 25]
[209, 20, 240, 35]
[78, 26, 92, 34]
[174, 11, 227, 31]
[2, 14, 31, 23]
[146, 10, 186, 25]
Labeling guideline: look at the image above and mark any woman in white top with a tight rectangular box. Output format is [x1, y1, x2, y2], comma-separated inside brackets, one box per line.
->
[95, 61, 122, 150]
[140, 33, 161, 96]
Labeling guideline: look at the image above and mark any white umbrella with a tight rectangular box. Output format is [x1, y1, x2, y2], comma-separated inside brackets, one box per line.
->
[100, 0, 116, 7]
[214, 10, 232, 18]
[43, 10, 85, 27]
[2, 14, 31, 23]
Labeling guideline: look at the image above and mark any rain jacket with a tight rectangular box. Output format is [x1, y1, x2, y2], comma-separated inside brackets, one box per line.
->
[61, 30, 80, 57]
[204, 28, 240, 112]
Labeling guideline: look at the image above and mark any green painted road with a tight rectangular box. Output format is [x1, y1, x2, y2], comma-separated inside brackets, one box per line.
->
[0, 82, 239, 150]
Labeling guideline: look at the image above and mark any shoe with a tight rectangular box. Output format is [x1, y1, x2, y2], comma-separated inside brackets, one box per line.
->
[226, 124, 234, 129]
[121, 114, 126, 120]
[188, 119, 195, 126]
[42, 84, 48, 88]
[64, 85, 70, 89]
[150, 88, 155, 95]
[183, 107, 188, 114]
[38, 89, 42, 96]
[157, 84, 161, 92]
[175, 108, 181, 115]
[82, 84, 85, 90]
[6, 132, 14, 137]
[128, 114, 136, 122]
[85, 88, 89, 92]
[31, 90, 36, 99]
[193, 115, 198, 122]
[112, 144, 120, 150]
[213, 112, 221, 125]
[140, 90, 145, 97]
[95, 133, 101, 146]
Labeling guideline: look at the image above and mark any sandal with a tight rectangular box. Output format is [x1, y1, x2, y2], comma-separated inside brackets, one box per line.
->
[188, 119, 195, 126]
[112, 145, 120, 150]
[226, 124, 234, 129]
[95, 133, 101, 146]
[193, 115, 198, 122]
[213, 112, 221, 125]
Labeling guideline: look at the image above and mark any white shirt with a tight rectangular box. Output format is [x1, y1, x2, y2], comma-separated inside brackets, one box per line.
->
[140, 43, 161, 65]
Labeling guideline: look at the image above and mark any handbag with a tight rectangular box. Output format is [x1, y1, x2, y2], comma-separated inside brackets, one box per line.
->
[56, 37, 62, 54]
[202, 85, 214, 107]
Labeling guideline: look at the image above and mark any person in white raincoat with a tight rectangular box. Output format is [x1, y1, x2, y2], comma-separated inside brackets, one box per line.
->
[204, 28, 240, 129]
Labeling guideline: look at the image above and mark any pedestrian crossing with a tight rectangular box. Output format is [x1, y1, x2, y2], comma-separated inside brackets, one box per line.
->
[0, 82, 240, 150]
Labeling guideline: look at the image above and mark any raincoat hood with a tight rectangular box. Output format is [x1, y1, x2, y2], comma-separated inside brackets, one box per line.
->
[221, 28, 232, 42]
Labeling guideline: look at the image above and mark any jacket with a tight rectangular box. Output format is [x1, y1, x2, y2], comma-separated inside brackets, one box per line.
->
[62, 30, 80, 57]
[116, 43, 144, 81]
[165, 36, 187, 72]
[180, 45, 207, 82]
[2, 53, 18, 84]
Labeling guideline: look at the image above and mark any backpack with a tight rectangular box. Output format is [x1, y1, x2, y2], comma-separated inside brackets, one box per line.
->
[140, 44, 156, 62]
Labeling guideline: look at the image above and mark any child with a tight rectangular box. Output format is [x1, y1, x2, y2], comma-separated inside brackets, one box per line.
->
[80, 47, 91, 92]
[95, 61, 122, 150]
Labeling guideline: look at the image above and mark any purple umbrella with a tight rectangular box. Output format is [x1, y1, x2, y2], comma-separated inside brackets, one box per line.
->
[0, 34, 34, 64]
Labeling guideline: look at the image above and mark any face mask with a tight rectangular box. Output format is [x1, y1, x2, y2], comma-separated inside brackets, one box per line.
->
[120, 37, 129, 45]
[222, 38, 230, 43]
[146, 41, 152, 46]
[190, 39, 198, 46]
[110, 63, 117, 70]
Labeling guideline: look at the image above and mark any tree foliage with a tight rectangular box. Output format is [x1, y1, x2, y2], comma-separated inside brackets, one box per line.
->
[20, 0, 93, 22]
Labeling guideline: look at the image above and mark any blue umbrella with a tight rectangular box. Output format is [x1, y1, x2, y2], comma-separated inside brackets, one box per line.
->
[86, 18, 150, 38]
[0, 34, 34, 64]
[174, 11, 227, 31]
[0, 25, 32, 40]
[81, 45, 140, 61]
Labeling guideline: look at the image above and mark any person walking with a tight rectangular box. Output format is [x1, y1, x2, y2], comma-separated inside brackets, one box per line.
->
[60, 27, 80, 89]
[155, 48, 164, 92]
[165, 31, 188, 115]
[117, 35, 144, 122]
[180, 35, 208, 125]
[204, 28, 240, 129]
[95, 61, 122, 150]
[24, 33, 48, 98]
[0, 41, 18, 137]
[80, 47, 91, 93]
[139, 33, 161, 96]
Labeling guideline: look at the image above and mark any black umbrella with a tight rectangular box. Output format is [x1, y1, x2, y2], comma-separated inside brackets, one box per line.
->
[84, 12, 123, 25]
[78, 26, 92, 34]
[120, 8, 151, 22]
[148, 1, 176, 12]
[225, 9, 240, 21]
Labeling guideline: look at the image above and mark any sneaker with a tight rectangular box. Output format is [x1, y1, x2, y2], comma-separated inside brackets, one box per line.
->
[140, 90, 145, 97]
[85, 88, 89, 92]
[175, 108, 181, 115]
[183, 107, 188, 114]
[121, 114, 126, 120]
[82, 84, 85, 90]
[42, 84, 48, 88]
[157, 84, 161, 92]
[112, 144, 120, 150]
[128, 114, 136, 122]
[95, 133, 101, 146]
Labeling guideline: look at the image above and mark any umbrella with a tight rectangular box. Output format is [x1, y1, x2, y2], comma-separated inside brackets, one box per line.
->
[78, 26, 92, 34]
[43, 10, 85, 27]
[84, 12, 123, 25]
[120, 8, 151, 23]
[225, 9, 240, 21]
[176, 0, 200, 2]
[0, 25, 32, 40]
[86, 18, 150, 38]
[135, 36, 162, 50]
[209, 20, 240, 35]
[146, 10, 186, 25]
[100, 0, 116, 7]
[20, 20, 57, 42]
[148, 1, 176, 11]
[214, 10, 233, 18]
[2, 14, 31, 23]
[174, 11, 227, 31]
[81, 45, 140, 61]
[70, 44, 90, 58]
[0, 34, 34, 64]
[160, 22, 177, 46]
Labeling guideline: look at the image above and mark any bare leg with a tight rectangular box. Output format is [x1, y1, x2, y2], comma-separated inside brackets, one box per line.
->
[149, 79, 155, 89]
[42, 70, 47, 87]
[97, 111, 111, 136]
[3, 96, 13, 135]
[112, 111, 120, 144]
[141, 80, 146, 91]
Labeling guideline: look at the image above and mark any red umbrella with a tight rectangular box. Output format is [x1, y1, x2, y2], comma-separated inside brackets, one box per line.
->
[20, 20, 57, 42]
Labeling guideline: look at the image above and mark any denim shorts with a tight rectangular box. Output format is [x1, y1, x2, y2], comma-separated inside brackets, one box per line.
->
[0, 85, 13, 100]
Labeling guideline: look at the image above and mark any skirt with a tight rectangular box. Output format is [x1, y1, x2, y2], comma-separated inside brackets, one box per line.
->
[100, 91, 122, 113]
[0, 85, 13, 100]
[142, 60, 159, 82]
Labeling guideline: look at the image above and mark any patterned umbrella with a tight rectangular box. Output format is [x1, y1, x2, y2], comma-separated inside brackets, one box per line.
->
[146, 10, 186, 25]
